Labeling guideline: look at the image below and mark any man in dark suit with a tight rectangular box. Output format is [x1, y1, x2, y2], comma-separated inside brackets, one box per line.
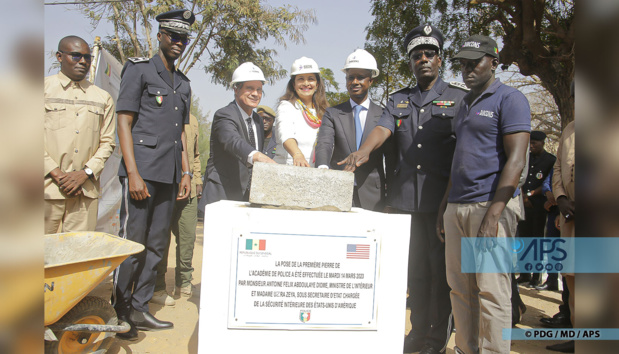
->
[316, 49, 386, 211]
[202, 62, 275, 206]
[257, 105, 277, 159]
[339, 26, 468, 354]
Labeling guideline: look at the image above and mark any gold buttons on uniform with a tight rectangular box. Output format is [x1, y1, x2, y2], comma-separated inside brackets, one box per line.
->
[418, 126, 423, 129]
[420, 109, 425, 113]
[175, 107, 178, 110]
[417, 165, 421, 169]
[139, 139, 143, 143]
[417, 144, 422, 148]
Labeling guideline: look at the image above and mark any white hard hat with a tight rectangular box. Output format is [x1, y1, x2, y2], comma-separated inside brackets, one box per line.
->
[230, 62, 266, 88]
[341, 49, 379, 78]
[290, 56, 320, 76]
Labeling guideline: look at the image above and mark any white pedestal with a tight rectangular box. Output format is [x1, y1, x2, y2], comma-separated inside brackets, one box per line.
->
[199, 201, 411, 354]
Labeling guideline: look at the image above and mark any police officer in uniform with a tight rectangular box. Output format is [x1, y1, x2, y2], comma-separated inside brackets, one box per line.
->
[339, 25, 468, 354]
[516, 130, 556, 287]
[113, 9, 195, 340]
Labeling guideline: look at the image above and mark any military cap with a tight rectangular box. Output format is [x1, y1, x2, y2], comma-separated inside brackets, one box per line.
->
[155, 9, 195, 34]
[530, 131, 547, 141]
[453, 34, 499, 60]
[256, 105, 276, 118]
[404, 24, 444, 55]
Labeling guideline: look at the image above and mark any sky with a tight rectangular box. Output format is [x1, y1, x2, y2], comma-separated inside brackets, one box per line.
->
[44, 0, 379, 120]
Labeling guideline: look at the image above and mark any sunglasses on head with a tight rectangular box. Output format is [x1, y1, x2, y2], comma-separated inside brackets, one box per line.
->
[161, 31, 190, 45]
[411, 49, 438, 61]
[58, 50, 92, 62]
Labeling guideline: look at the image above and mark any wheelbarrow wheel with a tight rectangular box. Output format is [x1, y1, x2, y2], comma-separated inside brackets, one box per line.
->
[45, 296, 117, 354]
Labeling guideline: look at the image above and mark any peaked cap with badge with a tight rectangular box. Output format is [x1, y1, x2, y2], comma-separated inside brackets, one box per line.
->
[155, 9, 195, 34]
[403, 24, 444, 55]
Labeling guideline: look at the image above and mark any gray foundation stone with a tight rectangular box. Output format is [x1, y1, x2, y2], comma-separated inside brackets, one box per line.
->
[249, 162, 354, 212]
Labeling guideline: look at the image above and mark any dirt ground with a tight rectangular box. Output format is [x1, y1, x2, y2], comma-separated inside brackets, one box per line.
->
[97, 221, 568, 354]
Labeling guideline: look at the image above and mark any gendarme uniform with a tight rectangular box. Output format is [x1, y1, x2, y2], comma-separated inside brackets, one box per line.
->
[113, 9, 194, 319]
[378, 25, 468, 353]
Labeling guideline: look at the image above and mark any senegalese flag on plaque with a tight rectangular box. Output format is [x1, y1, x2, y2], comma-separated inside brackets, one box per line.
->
[246, 239, 266, 251]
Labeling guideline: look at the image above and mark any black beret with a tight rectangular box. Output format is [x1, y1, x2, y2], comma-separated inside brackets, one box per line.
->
[403, 25, 444, 55]
[155, 9, 195, 34]
[530, 131, 547, 141]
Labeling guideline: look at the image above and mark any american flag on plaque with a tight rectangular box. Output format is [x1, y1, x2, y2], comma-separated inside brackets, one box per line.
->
[346, 244, 370, 259]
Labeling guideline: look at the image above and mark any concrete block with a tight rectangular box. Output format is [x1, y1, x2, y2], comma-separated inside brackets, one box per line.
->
[249, 162, 354, 211]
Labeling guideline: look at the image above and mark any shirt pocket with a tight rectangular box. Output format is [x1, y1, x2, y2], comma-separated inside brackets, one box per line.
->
[44, 102, 69, 131]
[146, 86, 168, 109]
[392, 107, 412, 132]
[134, 133, 158, 148]
[86, 106, 103, 132]
[429, 106, 455, 133]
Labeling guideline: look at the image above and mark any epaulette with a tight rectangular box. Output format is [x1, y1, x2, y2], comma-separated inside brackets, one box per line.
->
[127, 57, 150, 64]
[449, 81, 470, 91]
[389, 86, 409, 95]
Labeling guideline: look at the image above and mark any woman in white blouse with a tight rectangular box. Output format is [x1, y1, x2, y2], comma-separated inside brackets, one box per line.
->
[273, 57, 329, 167]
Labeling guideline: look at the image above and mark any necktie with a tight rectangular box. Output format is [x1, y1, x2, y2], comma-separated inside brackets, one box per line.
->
[246, 117, 256, 149]
[354, 104, 364, 150]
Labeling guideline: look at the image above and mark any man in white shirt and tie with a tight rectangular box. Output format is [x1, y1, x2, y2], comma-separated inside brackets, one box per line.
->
[315, 49, 388, 211]
[202, 62, 275, 205]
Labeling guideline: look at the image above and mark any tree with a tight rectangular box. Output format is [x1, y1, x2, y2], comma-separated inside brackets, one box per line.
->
[320, 67, 349, 107]
[365, 0, 574, 128]
[79, 0, 316, 86]
[190, 95, 212, 172]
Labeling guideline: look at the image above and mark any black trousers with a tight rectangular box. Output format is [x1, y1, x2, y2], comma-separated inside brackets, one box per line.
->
[406, 211, 452, 350]
[113, 177, 178, 316]
[518, 197, 548, 279]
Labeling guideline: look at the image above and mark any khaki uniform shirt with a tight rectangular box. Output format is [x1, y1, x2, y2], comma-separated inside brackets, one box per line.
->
[44, 72, 116, 200]
[186, 114, 203, 198]
[552, 121, 575, 201]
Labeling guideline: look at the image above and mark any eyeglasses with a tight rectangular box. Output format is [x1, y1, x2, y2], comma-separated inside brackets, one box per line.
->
[411, 50, 438, 61]
[58, 50, 92, 62]
[161, 31, 190, 45]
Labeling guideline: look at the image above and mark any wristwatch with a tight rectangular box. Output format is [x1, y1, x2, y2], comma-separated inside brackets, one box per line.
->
[182, 171, 193, 178]
[84, 167, 94, 179]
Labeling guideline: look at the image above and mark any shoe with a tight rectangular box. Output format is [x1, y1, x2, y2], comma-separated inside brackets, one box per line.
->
[512, 299, 527, 326]
[151, 290, 176, 306]
[130, 309, 173, 331]
[527, 279, 542, 288]
[403, 334, 424, 353]
[540, 312, 572, 328]
[546, 340, 574, 353]
[115, 315, 138, 341]
[419, 344, 444, 354]
[535, 281, 559, 291]
[175, 284, 198, 298]
[516, 274, 531, 283]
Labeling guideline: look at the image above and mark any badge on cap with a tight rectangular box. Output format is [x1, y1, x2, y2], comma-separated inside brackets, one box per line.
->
[183, 10, 192, 19]
[156, 96, 163, 105]
[424, 26, 432, 35]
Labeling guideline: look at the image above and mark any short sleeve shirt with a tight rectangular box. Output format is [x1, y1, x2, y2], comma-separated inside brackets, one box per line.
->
[449, 79, 531, 203]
